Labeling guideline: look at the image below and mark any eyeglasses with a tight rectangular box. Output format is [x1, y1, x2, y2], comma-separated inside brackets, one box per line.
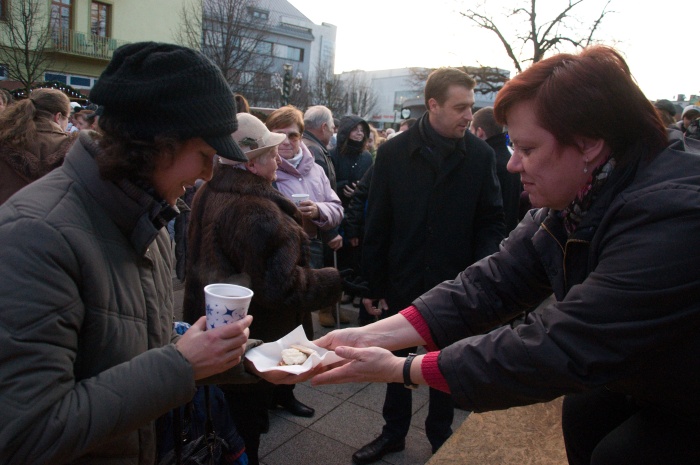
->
[275, 131, 301, 142]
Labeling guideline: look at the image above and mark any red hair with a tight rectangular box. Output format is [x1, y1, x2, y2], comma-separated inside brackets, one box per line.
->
[494, 46, 667, 163]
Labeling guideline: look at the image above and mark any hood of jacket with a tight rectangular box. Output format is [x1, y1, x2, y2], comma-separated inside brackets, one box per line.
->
[336, 115, 370, 154]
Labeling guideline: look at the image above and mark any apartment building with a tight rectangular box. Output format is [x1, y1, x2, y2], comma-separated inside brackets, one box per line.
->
[1, 0, 196, 97]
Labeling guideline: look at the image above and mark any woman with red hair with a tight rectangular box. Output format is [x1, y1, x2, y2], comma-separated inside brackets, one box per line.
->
[313, 46, 700, 464]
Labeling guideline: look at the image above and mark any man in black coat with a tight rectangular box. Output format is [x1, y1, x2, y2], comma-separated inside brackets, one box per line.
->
[471, 106, 523, 235]
[354, 68, 505, 464]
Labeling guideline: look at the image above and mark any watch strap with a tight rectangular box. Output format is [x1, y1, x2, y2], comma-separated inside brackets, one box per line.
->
[403, 353, 419, 389]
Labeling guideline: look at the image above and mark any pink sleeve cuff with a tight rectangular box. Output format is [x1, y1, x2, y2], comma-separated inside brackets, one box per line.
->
[399, 306, 439, 352]
[421, 351, 450, 393]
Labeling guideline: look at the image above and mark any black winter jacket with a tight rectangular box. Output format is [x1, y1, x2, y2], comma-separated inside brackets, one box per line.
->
[330, 115, 373, 208]
[485, 132, 522, 235]
[415, 138, 700, 419]
[362, 114, 505, 309]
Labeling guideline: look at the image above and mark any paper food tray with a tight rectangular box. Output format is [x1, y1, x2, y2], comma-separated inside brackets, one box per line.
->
[245, 325, 344, 374]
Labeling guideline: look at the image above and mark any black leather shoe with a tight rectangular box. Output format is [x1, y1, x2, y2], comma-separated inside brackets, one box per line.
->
[278, 397, 315, 417]
[352, 435, 405, 464]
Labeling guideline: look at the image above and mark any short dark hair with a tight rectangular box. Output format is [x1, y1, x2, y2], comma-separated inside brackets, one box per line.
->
[424, 68, 476, 107]
[96, 115, 180, 184]
[471, 107, 503, 138]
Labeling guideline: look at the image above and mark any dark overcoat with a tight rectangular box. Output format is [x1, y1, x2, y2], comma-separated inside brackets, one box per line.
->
[362, 116, 505, 309]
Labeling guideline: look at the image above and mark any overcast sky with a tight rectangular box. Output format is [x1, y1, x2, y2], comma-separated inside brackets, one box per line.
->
[289, 0, 698, 102]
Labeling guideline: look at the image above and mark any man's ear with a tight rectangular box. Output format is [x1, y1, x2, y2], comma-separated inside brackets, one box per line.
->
[53, 112, 64, 125]
[427, 97, 439, 112]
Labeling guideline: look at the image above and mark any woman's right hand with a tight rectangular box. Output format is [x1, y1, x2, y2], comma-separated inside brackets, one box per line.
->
[176, 315, 252, 380]
[343, 182, 357, 198]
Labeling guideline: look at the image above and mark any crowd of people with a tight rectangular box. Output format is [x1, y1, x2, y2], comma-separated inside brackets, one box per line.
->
[1, 40, 700, 465]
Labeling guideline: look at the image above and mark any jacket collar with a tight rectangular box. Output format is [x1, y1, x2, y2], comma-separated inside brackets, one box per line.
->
[302, 131, 329, 154]
[277, 141, 314, 177]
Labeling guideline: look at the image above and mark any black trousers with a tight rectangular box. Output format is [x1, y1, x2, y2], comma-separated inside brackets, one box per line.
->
[380, 346, 455, 452]
[222, 382, 274, 465]
[562, 388, 700, 465]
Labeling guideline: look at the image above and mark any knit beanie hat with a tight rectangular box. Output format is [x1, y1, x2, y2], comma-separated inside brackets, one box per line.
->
[89, 42, 246, 162]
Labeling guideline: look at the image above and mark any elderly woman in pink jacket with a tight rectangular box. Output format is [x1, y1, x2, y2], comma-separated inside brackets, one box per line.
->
[265, 105, 344, 417]
[267, 106, 343, 255]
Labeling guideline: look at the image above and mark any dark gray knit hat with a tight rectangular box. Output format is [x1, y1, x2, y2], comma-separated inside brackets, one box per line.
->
[90, 42, 246, 162]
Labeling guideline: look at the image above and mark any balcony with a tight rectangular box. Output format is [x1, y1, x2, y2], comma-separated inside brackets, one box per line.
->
[50, 28, 128, 60]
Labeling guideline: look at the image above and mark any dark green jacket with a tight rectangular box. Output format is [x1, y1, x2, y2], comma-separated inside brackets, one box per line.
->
[0, 134, 252, 465]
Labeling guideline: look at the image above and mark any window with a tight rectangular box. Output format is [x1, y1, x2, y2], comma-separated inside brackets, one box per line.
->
[273, 44, 304, 62]
[70, 76, 91, 87]
[91, 1, 110, 37]
[51, 0, 72, 31]
[0, 65, 7, 80]
[255, 41, 273, 56]
[250, 9, 269, 21]
[1, 0, 6, 20]
[45, 73, 68, 84]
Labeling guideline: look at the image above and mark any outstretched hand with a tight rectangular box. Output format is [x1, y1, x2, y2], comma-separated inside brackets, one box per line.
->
[314, 327, 374, 351]
[311, 346, 402, 385]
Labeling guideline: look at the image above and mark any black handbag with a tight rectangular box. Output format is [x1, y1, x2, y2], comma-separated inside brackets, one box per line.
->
[159, 386, 230, 465]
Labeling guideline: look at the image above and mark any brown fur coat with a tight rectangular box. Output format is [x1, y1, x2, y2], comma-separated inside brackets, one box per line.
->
[183, 165, 341, 341]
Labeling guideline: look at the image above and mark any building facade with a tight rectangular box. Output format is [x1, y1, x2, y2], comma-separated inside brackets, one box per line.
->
[339, 66, 509, 128]
[200, 0, 336, 109]
[1, 0, 197, 98]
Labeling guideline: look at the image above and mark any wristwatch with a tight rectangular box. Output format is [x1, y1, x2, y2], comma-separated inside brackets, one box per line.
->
[403, 353, 419, 389]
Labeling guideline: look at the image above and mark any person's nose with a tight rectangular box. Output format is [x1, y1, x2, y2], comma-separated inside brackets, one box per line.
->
[506, 152, 521, 174]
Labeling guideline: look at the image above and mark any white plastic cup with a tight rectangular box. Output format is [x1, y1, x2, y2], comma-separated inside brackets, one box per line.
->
[204, 284, 254, 329]
[291, 193, 309, 206]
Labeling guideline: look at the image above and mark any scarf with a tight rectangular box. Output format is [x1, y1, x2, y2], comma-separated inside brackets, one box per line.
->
[288, 149, 304, 169]
[418, 114, 461, 170]
[561, 155, 616, 236]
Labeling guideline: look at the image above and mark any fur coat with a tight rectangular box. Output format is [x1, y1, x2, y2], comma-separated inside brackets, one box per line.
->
[183, 164, 342, 342]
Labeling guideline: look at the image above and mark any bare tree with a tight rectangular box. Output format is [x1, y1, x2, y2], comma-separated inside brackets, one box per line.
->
[409, 65, 510, 96]
[460, 0, 614, 73]
[303, 60, 346, 115]
[338, 71, 379, 119]
[175, 0, 274, 105]
[0, 0, 54, 95]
